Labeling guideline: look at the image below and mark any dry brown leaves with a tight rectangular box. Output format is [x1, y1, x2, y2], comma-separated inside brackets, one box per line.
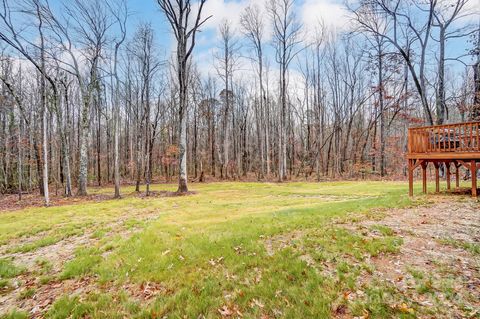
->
[0, 193, 112, 212]
[343, 197, 480, 318]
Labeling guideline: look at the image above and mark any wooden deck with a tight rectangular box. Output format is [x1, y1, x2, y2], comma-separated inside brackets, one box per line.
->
[407, 121, 480, 197]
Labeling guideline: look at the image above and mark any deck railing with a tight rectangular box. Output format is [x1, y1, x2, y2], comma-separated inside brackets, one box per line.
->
[408, 121, 480, 154]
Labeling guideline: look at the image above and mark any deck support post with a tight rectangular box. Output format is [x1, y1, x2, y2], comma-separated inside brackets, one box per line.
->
[446, 162, 451, 191]
[408, 159, 414, 197]
[455, 163, 460, 189]
[421, 162, 427, 194]
[434, 162, 440, 193]
[471, 160, 477, 197]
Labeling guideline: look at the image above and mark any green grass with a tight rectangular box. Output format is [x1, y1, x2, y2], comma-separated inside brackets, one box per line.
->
[8, 236, 60, 253]
[0, 310, 28, 319]
[0, 278, 9, 288]
[0, 258, 24, 278]
[18, 288, 35, 300]
[439, 237, 480, 255]
[60, 247, 103, 280]
[0, 181, 427, 318]
[39, 275, 54, 285]
[35, 258, 53, 275]
[370, 224, 395, 236]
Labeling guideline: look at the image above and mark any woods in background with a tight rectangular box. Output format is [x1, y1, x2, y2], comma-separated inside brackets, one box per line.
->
[0, 0, 478, 203]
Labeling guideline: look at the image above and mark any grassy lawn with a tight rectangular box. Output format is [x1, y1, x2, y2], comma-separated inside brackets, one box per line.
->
[0, 181, 435, 318]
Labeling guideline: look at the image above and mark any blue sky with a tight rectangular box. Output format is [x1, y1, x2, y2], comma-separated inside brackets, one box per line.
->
[123, 0, 478, 76]
[10, 0, 474, 91]
[123, 0, 362, 78]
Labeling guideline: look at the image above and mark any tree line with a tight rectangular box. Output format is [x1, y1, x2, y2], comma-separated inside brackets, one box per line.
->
[0, 0, 478, 204]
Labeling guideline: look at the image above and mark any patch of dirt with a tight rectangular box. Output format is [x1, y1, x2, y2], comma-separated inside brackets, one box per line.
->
[118, 281, 174, 302]
[2, 277, 97, 318]
[4, 233, 93, 273]
[263, 197, 480, 318]
[344, 198, 480, 318]
[264, 230, 305, 257]
[0, 208, 162, 316]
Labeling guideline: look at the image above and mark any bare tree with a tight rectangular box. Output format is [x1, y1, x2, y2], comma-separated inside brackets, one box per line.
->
[215, 20, 239, 179]
[109, 0, 127, 198]
[432, 0, 472, 124]
[36, 0, 49, 205]
[157, 0, 210, 193]
[130, 24, 160, 195]
[46, 0, 110, 195]
[269, 0, 303, 181]
[0, 0, 477, 201]
[0, 58, 27, 199]
[0, 0, 60, 204]
[351, 4, 389, 175]
[240, 4, 268, 178]
[473, 26, 480, 120]
[351, 0, 437, 125]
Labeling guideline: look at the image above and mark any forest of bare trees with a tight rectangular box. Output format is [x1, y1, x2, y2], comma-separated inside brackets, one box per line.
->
[0, 0, 478, 204]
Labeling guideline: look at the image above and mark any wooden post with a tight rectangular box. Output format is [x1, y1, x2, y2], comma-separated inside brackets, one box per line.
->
[446, 162, 451, 191]
[471, 160, 477, 198]
[422, 162, 427, 194]
[455, 163, 460, 189]
[408, 159, 414, 197]
[434, 162, 440, 193]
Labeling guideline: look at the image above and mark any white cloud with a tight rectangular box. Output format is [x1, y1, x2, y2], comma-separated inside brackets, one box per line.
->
[193, 0, 273, 56]
[192, 0, 353, 98]
[202, 0, 249, 31]
[194, 48, 217, 77]
[300, 0, 350, 35]
[199, 0, 271, 35]
[448, 0, 480, 26]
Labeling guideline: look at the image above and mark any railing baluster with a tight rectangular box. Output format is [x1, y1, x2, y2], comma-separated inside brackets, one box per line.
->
[428, 129, 431, 152]
[458, 125, 461, 151]
[437, 128, 440, 152]
[451, 126, 454, 152]
[449, 125, 451, 151]
[451, 125, 454, 152]
[452, 125, 455, 152]
[456, 125, 459, 152]
[432, 128, 435, 152]
[426, 129, 429, 152]
[415, 130, 418, 153]
[442, 127, 445, 152]
[464, 123, 467, 151]
[476, 123, 480, 152]
[439, 127, 442, 152]
[447, 125, 451, 152]
[412, 130, 415, 153]
[465, 124, 471, 152]
[470, 123, 473, 151]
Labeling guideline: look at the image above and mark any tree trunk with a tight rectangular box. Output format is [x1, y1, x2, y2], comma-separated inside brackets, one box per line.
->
[77, 97, 90, 196]
[472, 28, 480, 120]
[436, 25, 446, 124]
[378, 42, 386, 177]
[177, 33, 189, 193]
